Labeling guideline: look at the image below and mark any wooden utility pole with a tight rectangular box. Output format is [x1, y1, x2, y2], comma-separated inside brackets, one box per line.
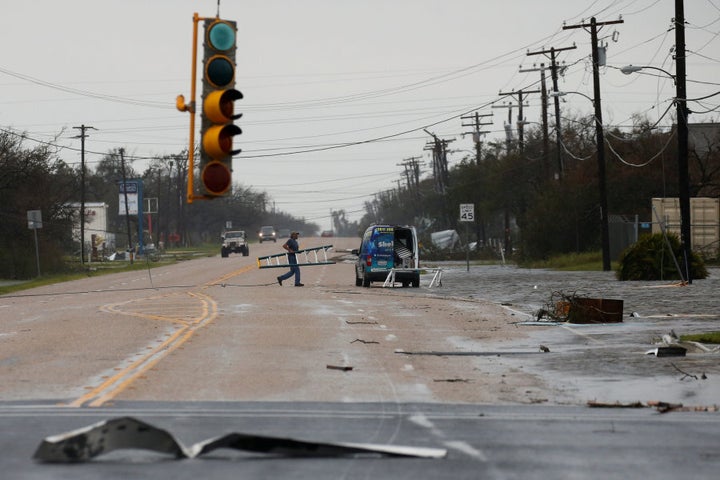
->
[73, 124, 96, 265]
[564, 17, 623, 271]
[527, 45, 576, 179]
[498, 89, 540, 154]
[119, 148, 134, 265]
[675, 0, 692, 283]
[460, 112, 492, 164]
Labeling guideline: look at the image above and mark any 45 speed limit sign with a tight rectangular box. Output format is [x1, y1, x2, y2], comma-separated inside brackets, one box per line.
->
[459, 203, 475, 222]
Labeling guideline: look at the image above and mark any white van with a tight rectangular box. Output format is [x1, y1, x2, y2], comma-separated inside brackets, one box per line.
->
[352, 224, 420, 287]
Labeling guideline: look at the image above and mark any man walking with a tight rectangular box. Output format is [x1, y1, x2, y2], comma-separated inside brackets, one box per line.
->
[277, 231, 304, 287]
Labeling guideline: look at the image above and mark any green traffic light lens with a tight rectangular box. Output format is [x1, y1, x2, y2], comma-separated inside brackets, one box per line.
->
[208, 21, 235, 52]
[206, 56, 234, 87]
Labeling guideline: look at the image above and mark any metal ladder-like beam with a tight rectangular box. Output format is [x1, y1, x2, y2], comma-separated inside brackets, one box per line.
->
[257, 245, 335, 269]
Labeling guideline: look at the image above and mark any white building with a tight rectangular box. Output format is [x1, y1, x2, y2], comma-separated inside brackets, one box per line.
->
[67, 202, 115, 253]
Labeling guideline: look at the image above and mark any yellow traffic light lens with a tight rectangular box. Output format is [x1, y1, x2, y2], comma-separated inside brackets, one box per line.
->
[203, 89, 243, 123]
[207, 21, 236, 52]
[206, 56, 234, 88]
[202, 124, 242, 159]
[202, 161, 232, 196]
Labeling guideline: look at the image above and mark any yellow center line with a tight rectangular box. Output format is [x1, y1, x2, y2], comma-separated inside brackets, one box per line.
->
[66, 263, 257, 407]
[204, 264, 256, 287]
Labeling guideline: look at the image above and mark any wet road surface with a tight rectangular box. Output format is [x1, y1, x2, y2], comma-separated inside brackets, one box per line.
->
[421, 263, 720, 405]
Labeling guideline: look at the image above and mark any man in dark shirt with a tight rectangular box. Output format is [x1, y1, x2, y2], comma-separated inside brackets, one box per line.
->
[277, 231, 304, 286]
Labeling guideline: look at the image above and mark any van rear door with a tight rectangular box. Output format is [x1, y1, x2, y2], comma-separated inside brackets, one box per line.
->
[368, 226, 394, 271]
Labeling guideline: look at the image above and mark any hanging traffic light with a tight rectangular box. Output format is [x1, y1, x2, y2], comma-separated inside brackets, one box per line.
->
[199, 18, 242, 197]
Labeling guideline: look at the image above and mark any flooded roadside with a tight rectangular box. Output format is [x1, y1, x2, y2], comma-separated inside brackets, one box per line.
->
[419, 263, 720, 405]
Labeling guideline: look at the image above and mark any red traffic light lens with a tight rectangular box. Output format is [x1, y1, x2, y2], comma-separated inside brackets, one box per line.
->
[202, 161, 232, 196]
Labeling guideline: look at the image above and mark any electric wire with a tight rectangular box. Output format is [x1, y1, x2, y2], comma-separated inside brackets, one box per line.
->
[606, 129, 677, 167]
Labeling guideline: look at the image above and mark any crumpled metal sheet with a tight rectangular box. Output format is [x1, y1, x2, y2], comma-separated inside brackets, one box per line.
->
[33, 417, 188, 462]
[33, 416, 447, 463]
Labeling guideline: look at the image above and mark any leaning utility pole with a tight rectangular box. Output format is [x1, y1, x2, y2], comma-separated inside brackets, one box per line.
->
[527, 45, 576, 179]
[423, 130, 454, 195]
[73, 124, 96, 265]
[398, 156, 422, 199]
[564, 17, 623, 272]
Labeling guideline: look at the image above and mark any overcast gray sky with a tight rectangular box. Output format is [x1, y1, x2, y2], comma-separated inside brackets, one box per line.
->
[1, 1, 719, 230]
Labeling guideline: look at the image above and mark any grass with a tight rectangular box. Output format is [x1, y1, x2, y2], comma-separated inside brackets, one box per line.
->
[519, 251, 618, 271]
[0, 245, 218, 296]
[680, 331, 720, 344]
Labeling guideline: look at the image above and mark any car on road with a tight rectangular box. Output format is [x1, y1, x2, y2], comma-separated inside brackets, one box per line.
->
[221, 230, 249, 257]
[352, 224, 420, 288]
[258, 225, 277, 243]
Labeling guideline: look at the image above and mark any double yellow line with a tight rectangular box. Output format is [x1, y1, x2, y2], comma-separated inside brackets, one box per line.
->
[67, 264, 255, 407]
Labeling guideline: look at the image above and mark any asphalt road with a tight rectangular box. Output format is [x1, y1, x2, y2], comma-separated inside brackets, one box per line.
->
[1, 237, 719, 478]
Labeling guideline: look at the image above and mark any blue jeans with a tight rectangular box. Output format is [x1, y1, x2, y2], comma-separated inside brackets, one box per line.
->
[278, 257, 301, 285]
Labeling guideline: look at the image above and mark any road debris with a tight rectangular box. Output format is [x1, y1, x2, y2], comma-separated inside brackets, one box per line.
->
[670, 363, 707, 380]
[587, 400, 718, 413]
[395, 349, 545, 356]
[326, 364, 354, 371]
[645, 346, 687, 357]
[33, 416, 447, 463]
[539, 345, 550, 353]
[351, 338, 379, 344]
[647, 401, 719, 413]
[537, 291, 623, 324]
[587, 400, 646, 408]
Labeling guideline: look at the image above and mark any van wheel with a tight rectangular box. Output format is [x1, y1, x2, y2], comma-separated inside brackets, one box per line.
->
[411, 275, 420, 288]
[402, 281, 410, 288]
[362, 273, 371, 287]
[355, 273, 362, 286]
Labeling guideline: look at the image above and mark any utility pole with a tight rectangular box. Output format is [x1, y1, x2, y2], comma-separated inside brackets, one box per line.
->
[119, 148, 134, 265]
[460, 111, 492, 164]
[675, 0, 692, 283]
[73, 124, 96, 265]
[423, 130, 454, 195]
[398, 156, 422, 200]
[498, 89, 540, 154]
[519, 64, 551, 178]
[527, 45, 576, 179]
[491, 102, 515, 154]
[564, 17, 623, 272]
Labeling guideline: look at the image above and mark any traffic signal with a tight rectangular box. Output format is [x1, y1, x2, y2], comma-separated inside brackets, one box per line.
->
[200, 18, 242, 197]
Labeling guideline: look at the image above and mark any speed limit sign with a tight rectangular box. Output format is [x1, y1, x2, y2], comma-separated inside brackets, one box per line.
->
[459, 203, 475, 222]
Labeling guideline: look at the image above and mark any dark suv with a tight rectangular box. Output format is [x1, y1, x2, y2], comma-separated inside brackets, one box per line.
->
[258, 226, 277, 243]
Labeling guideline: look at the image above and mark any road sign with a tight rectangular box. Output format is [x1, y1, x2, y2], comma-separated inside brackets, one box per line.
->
[459, 203, 475, 222]
[27, 210, 42, 229]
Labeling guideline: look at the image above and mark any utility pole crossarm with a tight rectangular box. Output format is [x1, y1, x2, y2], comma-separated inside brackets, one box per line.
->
[562, 18, 624, 30]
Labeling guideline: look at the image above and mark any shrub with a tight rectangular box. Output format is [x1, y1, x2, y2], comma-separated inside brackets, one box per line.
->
[617, 233, 707, 281]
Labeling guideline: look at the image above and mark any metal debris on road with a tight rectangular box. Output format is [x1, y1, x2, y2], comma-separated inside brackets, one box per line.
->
[33, 416, 447, 463]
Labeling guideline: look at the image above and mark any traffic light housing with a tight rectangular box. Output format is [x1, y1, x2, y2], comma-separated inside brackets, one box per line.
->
[200, 18, 242, 197]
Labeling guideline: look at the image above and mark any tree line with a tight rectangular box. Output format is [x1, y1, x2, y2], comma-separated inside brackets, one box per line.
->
[355, 114, 719, 262]
[2, 115, 717, 279]
[0, 131, 319, 279]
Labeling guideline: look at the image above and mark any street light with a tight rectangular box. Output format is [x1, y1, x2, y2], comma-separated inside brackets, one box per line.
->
[621, 64, 692, 283]
[620, 65, 676, 84]
[549, 90, 594, 104]
[551, 90, 611, 271]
